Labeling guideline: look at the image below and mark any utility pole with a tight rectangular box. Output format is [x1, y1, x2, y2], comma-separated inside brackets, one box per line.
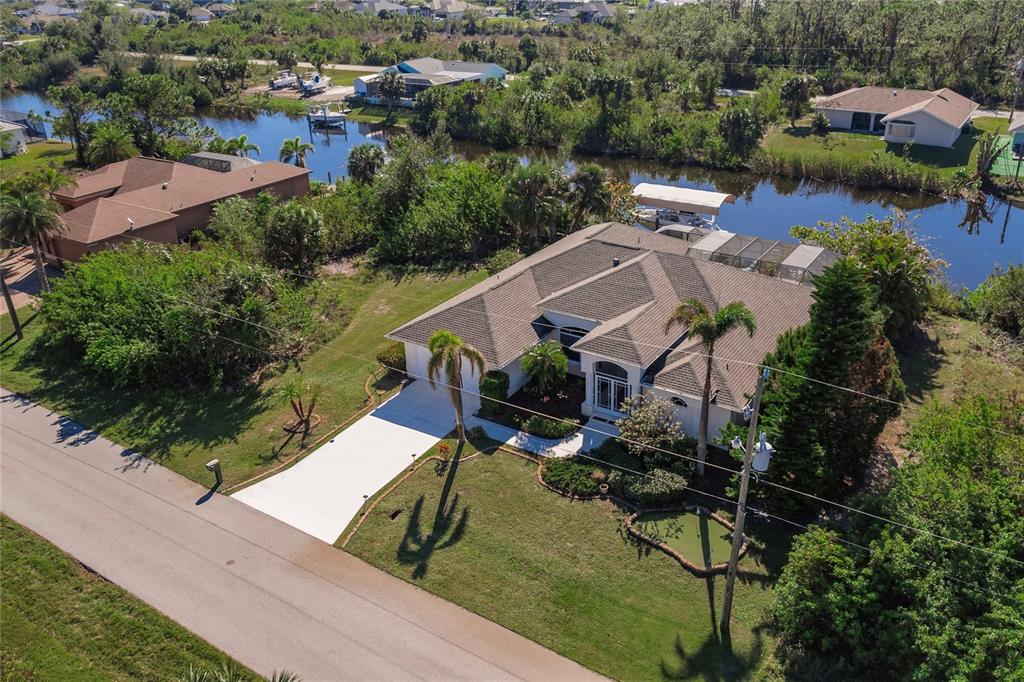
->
[1, 270, 22, 340]
[719, 367, 769, 641]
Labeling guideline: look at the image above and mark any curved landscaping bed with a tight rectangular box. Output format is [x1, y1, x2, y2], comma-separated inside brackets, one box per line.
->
[625, 505, 747, 576]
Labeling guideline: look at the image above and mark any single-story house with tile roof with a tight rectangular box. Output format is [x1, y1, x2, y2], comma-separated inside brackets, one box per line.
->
[355, 57, 507, 106]
[388, 222, 813, 440]
[814, 86, 978, 147]
[50, 156, 309, 263]
[189, 6, 213, 22]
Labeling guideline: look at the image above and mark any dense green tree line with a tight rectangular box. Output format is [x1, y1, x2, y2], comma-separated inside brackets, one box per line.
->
[773, 397, 1024, 679]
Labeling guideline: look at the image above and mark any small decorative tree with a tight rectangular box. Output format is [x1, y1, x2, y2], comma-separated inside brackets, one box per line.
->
[520, 340, 568, 396]
[615, 393, 687, 470]
[278, 377, 322, 443]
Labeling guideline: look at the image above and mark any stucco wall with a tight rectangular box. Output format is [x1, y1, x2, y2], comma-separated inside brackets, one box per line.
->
[646, 385, 736, 444]
[578, 352, 645, 418]
[884, 112, 959, 147]
[52, 219, 180, 264]
[818, 108, 853, 129]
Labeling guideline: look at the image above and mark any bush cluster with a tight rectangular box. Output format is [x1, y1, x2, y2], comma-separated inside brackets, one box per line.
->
[621, 468, 689, 506]
[520, 415, 580, 439]
[479, 370, 509, 418]
[375, 342, 406, 374]
[541, 458, 602, 497]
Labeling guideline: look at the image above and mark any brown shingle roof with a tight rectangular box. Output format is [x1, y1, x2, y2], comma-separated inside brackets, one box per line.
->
[61, 198, 177, 244]
[817, 86, 978, 128]
[389, 223, 814, 408]
[57, 157, 309, 245]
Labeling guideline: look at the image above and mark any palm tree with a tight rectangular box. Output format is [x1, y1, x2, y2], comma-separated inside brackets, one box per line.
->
[278, 136, 315, 167]
[503, 163, 564, 249]
[426, 329, 485, 444]
[665, 299, 757, 476]
[0, 191, 64, 293]
[227, 135, 260, 158]
[376, 71, 405, 121]
[520, 340, 568, 395]
[86, 122, 139, 167]
[347, 143, 385, 183]
[31, 165, 76, 200]
[568, 163, 612, 232]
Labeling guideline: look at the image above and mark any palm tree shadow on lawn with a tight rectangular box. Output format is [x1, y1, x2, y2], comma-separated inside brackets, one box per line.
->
[660, 625, 767, 682]
[396, 442, 471, 579]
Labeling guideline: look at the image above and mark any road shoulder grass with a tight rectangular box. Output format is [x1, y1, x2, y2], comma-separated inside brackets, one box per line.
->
[344, 440, 785, 681]
[0, 269, 487, 488]
[0, 516, 258, 681]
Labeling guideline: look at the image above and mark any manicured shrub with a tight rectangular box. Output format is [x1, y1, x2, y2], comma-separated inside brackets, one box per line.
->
[520, 415, 579, 439]
[479, 370, 509, 417]
[809, 111, 830, 135]
[485, 248, 523, 274]
[622, 468, 688, 506]
[542, 457, 600, 496]
[376, 341, 406, 374]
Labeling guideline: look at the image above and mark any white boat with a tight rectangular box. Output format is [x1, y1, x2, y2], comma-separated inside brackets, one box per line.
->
[268, 70, 299, 90]
[632, 183, 736, 233]
[299, 72, 332, 96]
[306, 102, 349, 128]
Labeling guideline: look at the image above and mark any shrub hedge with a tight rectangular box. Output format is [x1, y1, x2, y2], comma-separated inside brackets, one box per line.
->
[520, 415, 580, 439]
[622, 468, 689, 506]
[479, 370, 509, 417]
[376, 341, 406, 374]
[542, 458, 601, 497]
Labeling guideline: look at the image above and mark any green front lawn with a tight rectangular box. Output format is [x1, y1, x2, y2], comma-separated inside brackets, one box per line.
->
[762, 116, 1009, 179]
[0, 269, 487, 488]
[0, 141, 77, 178]
[347, 105, 412, 127]
[0, 516, 257, 681]
[344, 444, 785, 681]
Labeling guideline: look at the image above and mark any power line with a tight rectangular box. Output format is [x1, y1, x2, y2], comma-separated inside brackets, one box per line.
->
[11, 236, 1022, 569]
[97, 228, 1024, 442]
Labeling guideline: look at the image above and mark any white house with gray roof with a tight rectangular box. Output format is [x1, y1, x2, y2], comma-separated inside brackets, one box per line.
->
[814, 86, 978, 147]
[388, 222, 813, 443]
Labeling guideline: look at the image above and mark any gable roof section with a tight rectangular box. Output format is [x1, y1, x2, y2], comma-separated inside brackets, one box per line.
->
[389, 223, 814, 408]
[61, 198, 177, 244]
[817, 86, 978, 128]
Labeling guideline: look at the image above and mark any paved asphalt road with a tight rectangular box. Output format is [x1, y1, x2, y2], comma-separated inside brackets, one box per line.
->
[0, 390, 603, 681]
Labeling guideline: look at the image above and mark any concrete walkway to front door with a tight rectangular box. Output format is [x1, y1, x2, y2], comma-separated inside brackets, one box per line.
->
[233, 380, 457, 543]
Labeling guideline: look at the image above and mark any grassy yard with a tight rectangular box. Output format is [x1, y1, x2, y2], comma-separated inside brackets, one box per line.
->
[0, 141, 76, 178]
[762, 116, 1009, 179]
[344, 439, 786, 681]
[0, 269, 487, 488]
[347, 105, 412, 127]
[0, 516, 257, 681]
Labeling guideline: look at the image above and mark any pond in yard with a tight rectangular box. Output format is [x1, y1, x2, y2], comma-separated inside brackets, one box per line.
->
[634, 510, 735, 569]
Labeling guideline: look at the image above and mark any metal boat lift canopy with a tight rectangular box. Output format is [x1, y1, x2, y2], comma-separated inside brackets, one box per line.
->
[632, 183, 737, 216]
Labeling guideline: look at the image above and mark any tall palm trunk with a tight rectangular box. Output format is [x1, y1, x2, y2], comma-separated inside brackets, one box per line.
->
[697, 341, 714, 477]
[449, 359, 466, 443]
[31, 243, 49, 293]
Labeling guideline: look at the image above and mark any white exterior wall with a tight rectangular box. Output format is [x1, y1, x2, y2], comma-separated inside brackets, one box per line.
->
[818, 108, 853, 129]
[542, 310, 598, 378]
[499, 354, 530, 397]
[402, 342, 483, 417]
[884, 112, 960, 147]
[646, 385, 736, 444]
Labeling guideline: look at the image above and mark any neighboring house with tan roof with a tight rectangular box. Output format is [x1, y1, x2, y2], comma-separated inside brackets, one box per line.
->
[388, 222, 813, 440]
[815, 86, 978, 147]
[50, 156, 309, 263]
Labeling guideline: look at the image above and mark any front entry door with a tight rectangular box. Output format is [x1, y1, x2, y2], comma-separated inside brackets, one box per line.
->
[595, 374, 630, 413]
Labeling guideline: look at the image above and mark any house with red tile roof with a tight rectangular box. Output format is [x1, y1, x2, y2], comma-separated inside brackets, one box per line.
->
[51, 155, 310, 263]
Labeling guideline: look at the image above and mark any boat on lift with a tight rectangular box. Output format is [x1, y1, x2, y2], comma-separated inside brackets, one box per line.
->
[268, 70, 299, 90]
[306, 102, 350, 128]
[299, 72, 332, 96]
[632, 182, 736, 238]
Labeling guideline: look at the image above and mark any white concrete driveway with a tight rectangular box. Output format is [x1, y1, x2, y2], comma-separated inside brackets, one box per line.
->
[233, 380, 455, 543]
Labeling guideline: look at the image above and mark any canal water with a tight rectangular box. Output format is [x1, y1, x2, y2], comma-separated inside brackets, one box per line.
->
[3, 89, 1019, 288]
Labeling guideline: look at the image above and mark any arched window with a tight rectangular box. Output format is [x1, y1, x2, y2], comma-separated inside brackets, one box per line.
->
[594, 361, 628, 380]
